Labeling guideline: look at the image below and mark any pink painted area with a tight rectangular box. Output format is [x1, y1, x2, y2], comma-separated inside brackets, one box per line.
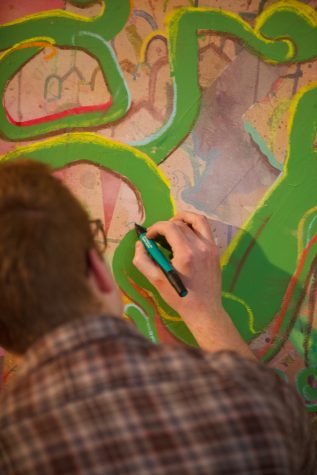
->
[0, 0, 65, 24]
[4, 98, 113, 127]
[0, 139, 18, 156]
[100, 170, 122, 233]
[0, 347, 5, 357]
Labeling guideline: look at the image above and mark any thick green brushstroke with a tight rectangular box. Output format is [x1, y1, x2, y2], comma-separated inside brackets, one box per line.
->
[68, 0, 97, 6]
[296, 368, 317, 412]
[257, 7, 317, 62]
[291, 320, 317, 368]
[124, 304, 158, 343]
[0, 0, 130, 49]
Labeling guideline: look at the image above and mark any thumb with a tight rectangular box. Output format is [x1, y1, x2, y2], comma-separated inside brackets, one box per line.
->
[133, 241, 164, 284]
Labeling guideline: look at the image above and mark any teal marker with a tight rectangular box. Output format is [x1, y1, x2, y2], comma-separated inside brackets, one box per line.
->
[135, 224, 188, 297]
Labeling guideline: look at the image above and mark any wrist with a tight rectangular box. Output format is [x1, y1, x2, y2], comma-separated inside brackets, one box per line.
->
[180, 305, 255, 359]
[179, 301, 224, 327]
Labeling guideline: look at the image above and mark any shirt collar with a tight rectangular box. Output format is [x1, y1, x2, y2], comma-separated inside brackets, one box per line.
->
[16, 314, 144, 381]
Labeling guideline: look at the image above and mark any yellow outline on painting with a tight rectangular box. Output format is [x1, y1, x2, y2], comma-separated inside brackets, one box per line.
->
[255, 0, 317, 31]
[139, 30, 167, 64]
[166, 6, 294, 64]
[222, 291, 258, 334]
[0, 132, 174, 205]
[157, 305, 182, 322]
[0, 37, 56, 61]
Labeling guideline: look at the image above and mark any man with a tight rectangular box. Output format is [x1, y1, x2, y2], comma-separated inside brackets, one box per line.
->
[0, 159, 315, 474]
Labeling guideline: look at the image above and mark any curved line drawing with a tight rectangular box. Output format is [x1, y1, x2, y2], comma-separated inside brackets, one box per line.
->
[133, 9, 158, 30]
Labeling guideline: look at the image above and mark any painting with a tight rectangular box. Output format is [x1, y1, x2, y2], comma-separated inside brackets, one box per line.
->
[0, 0, 316, 416]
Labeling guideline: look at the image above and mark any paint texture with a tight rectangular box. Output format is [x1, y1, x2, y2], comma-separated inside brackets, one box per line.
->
[0, 0, 316, 413]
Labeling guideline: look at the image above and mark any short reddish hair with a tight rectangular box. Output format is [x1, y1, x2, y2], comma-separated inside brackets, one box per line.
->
[0, 159, 99, 354]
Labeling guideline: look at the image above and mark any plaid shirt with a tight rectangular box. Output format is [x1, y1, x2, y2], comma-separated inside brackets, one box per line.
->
[0, 315, 315, 475]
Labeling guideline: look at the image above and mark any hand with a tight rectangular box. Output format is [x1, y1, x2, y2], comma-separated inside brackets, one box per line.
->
[133, 211, 222, 323]
[133, 211, 255, 358]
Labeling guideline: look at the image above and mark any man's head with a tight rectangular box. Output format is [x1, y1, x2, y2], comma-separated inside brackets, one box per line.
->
[0, 159, 122, 355]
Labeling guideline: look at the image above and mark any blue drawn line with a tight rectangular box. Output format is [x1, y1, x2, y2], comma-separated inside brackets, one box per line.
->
[244, 121, 283, 172]
[133, 9, 158, 30]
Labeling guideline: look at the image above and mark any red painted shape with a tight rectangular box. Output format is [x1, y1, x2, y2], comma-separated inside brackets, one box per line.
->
[4, 98, 113, 127]
[0, 0, 64, 24]
[100, 170, 121, 233]
[155, 314, 184, 346]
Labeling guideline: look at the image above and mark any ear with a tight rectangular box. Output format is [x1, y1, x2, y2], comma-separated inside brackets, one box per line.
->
[87, 248, 115, 294]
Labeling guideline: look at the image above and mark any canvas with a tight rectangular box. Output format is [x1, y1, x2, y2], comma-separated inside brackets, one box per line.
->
[0, 0, 316, 418]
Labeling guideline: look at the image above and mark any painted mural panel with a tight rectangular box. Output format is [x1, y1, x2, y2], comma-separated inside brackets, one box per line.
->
[0, 0, 316, 416]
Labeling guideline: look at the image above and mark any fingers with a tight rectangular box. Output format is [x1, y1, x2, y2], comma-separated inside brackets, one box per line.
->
[172, 211, 214, 243]
[145, 212, 214, 257]
[133, 241, 164, 283]
[146, 220, 192, 254]
[170, 218, 197, 244]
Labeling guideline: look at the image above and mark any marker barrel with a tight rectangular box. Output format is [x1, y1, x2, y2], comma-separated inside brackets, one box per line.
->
[135, 223, 188, 298]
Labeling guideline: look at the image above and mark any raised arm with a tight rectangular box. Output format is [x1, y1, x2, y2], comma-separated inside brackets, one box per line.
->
[133, 211, 255, 359]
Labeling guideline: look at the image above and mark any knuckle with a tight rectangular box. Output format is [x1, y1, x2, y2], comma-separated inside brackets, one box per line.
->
[171, 218, 182, 226]
[168, 221, 178, 230]
[165, 221, 180, 235]
[197, 214, 208, 225]
[181, 248, 194, 266]
[173, 221, 185, 231]
[199, 243, 210, 257]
